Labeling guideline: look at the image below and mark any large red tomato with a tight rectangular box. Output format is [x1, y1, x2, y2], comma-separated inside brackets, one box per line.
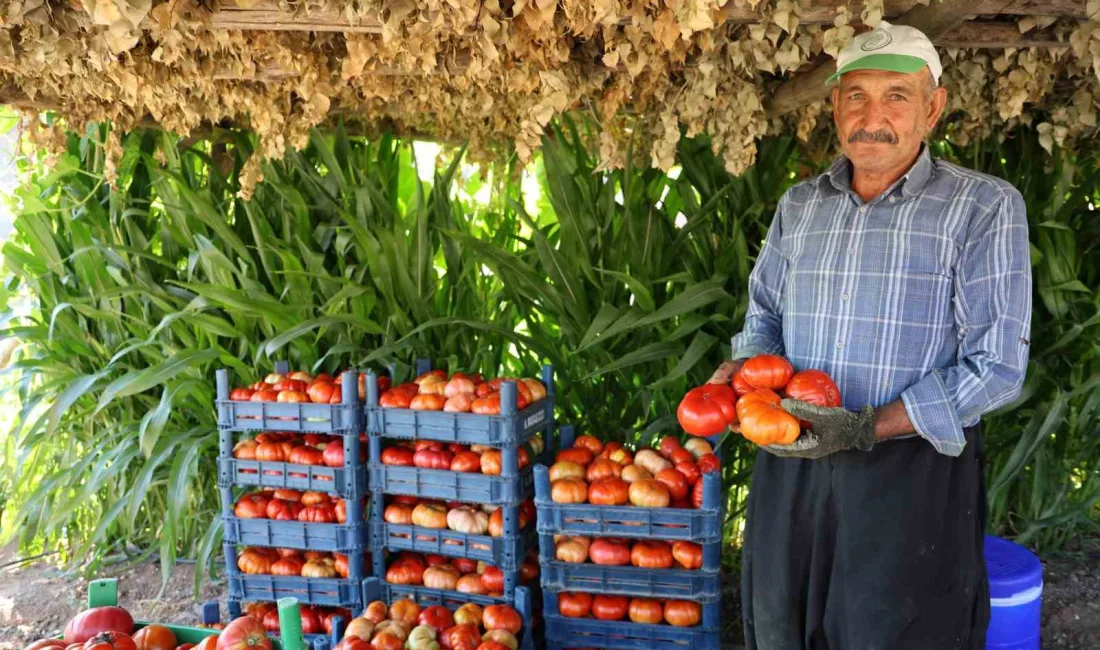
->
[133, 627, 176, 650]
[739, 355, 794, 390]
[214, 617, 270, 650]
[381, 447, 415, 466]
[442, 624, 482, 650]
[557, 593, 592, 618]
[736, 389, 800, 445]
[418, 605, 455, 632]
[676, 384, 737, 436]
[591, 595, 629, 621]
[64, 607, 135, 644]
[784, 369, 841, 407]
[83, 633, 137, 650]
[589, 539, 631, 566]
[482, 605, 522, 634]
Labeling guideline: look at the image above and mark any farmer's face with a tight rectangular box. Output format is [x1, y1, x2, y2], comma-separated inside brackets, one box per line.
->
[832, 68, 947, 175]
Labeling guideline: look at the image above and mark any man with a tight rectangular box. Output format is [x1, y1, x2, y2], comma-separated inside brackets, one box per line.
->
[711, 22, 1032, 650]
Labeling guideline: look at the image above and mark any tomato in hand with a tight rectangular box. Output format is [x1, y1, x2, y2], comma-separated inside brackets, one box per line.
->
[677, 384, 737, 436]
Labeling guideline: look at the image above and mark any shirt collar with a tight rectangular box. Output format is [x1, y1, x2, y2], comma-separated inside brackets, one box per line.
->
[824, 142, 935, 200]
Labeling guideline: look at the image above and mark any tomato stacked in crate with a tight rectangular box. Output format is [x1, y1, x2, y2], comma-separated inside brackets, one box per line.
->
[216, 361, 377, 642]
[535, 426, 724, 649]
[365, 358, 556, 648]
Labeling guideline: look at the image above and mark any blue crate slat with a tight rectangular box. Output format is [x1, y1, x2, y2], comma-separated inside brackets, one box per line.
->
[227, 573, 364, 609]
[539, 561, 720, 602]
[381, 583, 513, 609]
[216, 368, 362, 433]
[223, 516, 368, 552]
[368, 463, 536, 504]
[364, 364, 555, 447]
[370, 521, 536, 569]
[534, 467, 724, 542]
[542, 590, 720, 650]
[219, 458, 368, 495]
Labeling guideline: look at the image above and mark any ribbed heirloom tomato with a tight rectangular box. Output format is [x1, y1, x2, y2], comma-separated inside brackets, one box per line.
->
[627, 599, 664, 624]
[785, 369, 842, 407]
[589, 539, 631, 566]
[676, 384, 738, 436]
[738, 354, 795, 390]
[587, 477, 629, 505]
[631, 541, 674, 569]
[736, 389, 800, 445]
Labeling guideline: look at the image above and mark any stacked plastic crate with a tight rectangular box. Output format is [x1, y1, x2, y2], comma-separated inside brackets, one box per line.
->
[535, 426, 724, 649]
[215, 362, 369, 642]
[364, 359, 556, 647]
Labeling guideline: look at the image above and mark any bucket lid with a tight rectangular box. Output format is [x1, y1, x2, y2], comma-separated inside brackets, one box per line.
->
[984, 534, 1043, 600]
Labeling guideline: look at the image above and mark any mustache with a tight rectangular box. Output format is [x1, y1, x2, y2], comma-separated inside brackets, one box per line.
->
[848, 129, 898, 144]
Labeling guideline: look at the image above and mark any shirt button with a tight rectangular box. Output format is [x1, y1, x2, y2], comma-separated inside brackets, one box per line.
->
[836, 342, 844, 349]
[890, 196, 898, 203]
[841, 293, 849, 300]
[858, 206, 866, 214]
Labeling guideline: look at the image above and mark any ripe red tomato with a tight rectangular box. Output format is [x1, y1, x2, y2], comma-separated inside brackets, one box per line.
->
[675, 461, 701, 486]
[133, 626, 176, 650]
[215, 617, 270, 650]
[785, 369, 842, 407]
[413, 448, 454, 470]
[591, 595, 629, 621]
[381, 447, 415, 466]
[418, 605, 454, 632]
[83, 632, 137, 650]
[627, 598, 664, 624]
[64, 607, 135, 644]
[450, 451, 482, 473]
[558, 593, 592, 618]
[655, 468, 689, 500]
[697, 453, 720, 474]
[676, 384, 737, 436]
[379, 389, 414, 408]
[739, 355, 794, 391]
[737, 388, 800, 445]
[589, 539, 631, 566]
[587, 478, 629, 506]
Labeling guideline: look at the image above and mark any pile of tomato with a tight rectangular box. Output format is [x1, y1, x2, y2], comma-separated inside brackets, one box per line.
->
[377, 370, 547, 415]
[677, 354, 841, 445]
[379, 436, 545, 475]
[556, 592, 702, 627]
[547, 434, 718, 509]
[232, 431, 365, 471]
[228, 370, 388, 405]
[382, 495, 536, 538]
[382, 550, 539, 596]
[235, 548, 368, 580]
[232, 489, 363, 524]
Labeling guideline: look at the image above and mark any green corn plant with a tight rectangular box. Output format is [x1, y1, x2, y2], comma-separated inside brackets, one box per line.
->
[1, 117, 1097, 598]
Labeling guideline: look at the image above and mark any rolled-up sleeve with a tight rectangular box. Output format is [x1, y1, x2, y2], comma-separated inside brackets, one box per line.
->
[732, 197, 789, 360]
[901, 187, 1032, 456]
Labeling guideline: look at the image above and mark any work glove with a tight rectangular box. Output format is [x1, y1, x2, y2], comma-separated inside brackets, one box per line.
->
[762, 399, 876, 459]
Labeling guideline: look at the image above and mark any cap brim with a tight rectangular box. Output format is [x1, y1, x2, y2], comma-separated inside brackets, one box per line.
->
[825, 54, 929, 86]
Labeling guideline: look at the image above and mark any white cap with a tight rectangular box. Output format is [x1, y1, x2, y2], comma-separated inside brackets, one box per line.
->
[827, 21, 942, 86]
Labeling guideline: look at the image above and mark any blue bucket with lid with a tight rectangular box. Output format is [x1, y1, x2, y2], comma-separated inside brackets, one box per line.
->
[984, 534, 1042, 649]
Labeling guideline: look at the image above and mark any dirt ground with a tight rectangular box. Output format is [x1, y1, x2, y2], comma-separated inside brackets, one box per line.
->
[2, 540, 1097, 649]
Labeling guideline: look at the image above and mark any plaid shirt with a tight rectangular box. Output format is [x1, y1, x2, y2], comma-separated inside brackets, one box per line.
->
[732, 144, 1032, 456]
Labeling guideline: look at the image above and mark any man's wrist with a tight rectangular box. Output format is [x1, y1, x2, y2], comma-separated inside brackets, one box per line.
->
[873, 400, 917, 440]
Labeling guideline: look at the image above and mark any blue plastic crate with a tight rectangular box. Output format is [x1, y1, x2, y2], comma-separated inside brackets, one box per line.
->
[223, 516, 368, 552]
[540, 561, 719, 602]
[227, 572, 363, 609]
[362, 578, 536, 650]
[371, 522, 536, 569]
[216, 368, 363, 434]
[364, 363, 555, 447]
[219, 458, 368, 495]
[534, 467, 723, 542]
[367, 428, 555, 503]
[542, 590, 719, 650]
[368, 463, 536, 504]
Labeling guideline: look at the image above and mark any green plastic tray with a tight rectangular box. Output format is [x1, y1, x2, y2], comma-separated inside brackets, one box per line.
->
[62, 579, 307, 649]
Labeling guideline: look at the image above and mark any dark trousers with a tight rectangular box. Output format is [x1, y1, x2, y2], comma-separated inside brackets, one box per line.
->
[741, 426, 989, 650]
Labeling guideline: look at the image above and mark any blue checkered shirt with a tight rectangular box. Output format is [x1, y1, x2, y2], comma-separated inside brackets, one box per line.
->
[732, 145, 1032, 456]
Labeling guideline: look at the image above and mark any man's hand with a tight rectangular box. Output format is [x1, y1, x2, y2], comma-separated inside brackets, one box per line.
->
[708, 359, 745, 385]
[763, 399, 876, 459]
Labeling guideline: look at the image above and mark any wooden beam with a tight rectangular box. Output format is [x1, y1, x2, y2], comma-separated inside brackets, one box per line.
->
[766, 0, 1016, 116]
[725, 0, 1086, 24]
[189, 0, 1088, 34]
[204, 0, 383, 33]
[936, 21, 1068, 48]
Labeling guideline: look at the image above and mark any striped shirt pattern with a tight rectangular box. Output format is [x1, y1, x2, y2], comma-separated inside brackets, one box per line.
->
[732, 144, 1032, 456]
